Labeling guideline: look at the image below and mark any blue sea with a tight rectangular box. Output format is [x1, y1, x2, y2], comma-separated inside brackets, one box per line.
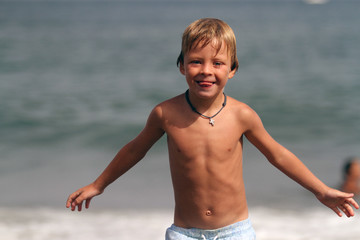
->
[1, 0, 360, 239]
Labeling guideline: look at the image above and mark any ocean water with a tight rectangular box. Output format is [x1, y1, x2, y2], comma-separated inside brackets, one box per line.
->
[2, 207, 360, 240]
[1, 0, 360, 239]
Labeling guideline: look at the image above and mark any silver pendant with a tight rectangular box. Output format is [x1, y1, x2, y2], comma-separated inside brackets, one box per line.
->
[209, 118, 215, 126]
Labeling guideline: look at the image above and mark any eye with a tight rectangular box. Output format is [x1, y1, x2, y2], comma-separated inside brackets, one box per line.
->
[214, 61, 223, 67]
[190, 60, 201, 64]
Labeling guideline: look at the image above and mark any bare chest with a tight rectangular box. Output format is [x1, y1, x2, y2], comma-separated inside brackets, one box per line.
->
[165, 116, 243, 160]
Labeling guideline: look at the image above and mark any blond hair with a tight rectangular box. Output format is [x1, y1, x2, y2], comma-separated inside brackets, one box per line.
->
[177, 18, 239, 72]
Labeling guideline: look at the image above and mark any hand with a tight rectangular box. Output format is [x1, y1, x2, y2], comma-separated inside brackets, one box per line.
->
[66, 183, 103, 211]
[316, 188, 359, 217]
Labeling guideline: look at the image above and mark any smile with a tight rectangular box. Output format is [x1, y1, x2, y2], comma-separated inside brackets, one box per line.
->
[196, 81, 215, 87]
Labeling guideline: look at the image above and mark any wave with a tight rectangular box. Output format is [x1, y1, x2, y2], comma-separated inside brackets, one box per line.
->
[1, 207, 359, 240]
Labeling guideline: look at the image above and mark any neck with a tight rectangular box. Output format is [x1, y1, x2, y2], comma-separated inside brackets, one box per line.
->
[186, 90, 225, 116]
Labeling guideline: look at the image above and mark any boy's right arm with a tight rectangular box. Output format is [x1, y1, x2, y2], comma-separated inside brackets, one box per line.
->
[66, 106, 165, 211]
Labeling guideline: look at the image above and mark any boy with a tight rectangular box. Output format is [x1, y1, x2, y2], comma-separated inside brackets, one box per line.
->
[66, 18, 358, 239]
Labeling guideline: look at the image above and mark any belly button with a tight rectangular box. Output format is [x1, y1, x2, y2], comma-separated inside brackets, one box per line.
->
[205, 210, 212, 216]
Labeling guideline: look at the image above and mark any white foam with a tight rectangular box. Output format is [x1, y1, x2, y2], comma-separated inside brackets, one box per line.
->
[0, 208, 173, 240]
[1, 207, 360, 240]
[251, 207, 360, 240]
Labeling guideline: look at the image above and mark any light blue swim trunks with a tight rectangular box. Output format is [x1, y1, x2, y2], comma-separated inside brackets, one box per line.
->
[165, 218, 256, 240]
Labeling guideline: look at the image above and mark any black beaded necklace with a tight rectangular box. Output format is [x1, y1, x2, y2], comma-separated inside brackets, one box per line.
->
[185, 89, 227, 127]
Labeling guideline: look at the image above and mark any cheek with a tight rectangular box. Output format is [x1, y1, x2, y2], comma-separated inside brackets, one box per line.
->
[184, 71, 194, 84]
[184, 67, 198, 78]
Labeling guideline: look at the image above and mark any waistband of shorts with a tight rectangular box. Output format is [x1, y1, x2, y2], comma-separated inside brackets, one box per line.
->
[169, 218, 253, 238]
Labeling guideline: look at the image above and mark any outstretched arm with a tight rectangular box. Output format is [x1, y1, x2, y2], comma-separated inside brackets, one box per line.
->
[242, 106, 359, 217]
[66, 106, 165, 211]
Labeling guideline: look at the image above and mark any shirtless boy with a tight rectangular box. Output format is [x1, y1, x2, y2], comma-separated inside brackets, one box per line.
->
[66, 18, 358, 240]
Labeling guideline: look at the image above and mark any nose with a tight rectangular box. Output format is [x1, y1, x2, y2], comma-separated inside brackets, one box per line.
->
[200, 62, 212, 75]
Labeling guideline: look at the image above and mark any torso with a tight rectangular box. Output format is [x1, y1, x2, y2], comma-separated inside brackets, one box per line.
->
[159, 94, 250, 229]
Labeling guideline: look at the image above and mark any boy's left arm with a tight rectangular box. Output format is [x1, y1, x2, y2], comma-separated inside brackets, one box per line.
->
[242, 107, 359, 217]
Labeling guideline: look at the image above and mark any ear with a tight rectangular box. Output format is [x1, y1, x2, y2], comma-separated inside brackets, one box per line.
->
[228, 68, 236, 79]
[179, 62, 185, 75]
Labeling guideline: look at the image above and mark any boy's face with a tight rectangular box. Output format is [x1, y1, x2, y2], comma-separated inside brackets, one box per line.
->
[180, 40, 236, 99]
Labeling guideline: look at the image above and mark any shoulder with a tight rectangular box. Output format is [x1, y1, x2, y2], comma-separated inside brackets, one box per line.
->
[226, 96, 263, 130]
[153, 93, 186, 116]
[227, 96, 258, 118]
[149, 93, 186, 123]
[157, 93, 185, 107]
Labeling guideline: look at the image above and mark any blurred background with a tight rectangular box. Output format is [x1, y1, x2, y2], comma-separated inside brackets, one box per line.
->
[0, 0, 359, 239]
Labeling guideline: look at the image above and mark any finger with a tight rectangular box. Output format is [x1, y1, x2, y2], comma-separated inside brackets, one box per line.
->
[66, 193, 78, 209]
[332, 207, 342, 217]
[85, 198, 92, 209]
[66, 193, 77, 211]
[343, 203, 354, 217]
[346, 198, 359, 209]
[72, 197, 84, 212]
[66, 192, 78, 208]
[71, 201, 77, 211]
[78, 202, 82, 212]
[339, 202, 354, 218]
[66, 198, 72, 208]
[71, 198, 81, 211]
[340, 205, 350, 218]
[342, 192, 354, 198]
[71, 198, 83, 211]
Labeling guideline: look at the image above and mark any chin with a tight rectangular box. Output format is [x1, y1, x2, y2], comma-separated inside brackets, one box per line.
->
[193, 88, 223, 99]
